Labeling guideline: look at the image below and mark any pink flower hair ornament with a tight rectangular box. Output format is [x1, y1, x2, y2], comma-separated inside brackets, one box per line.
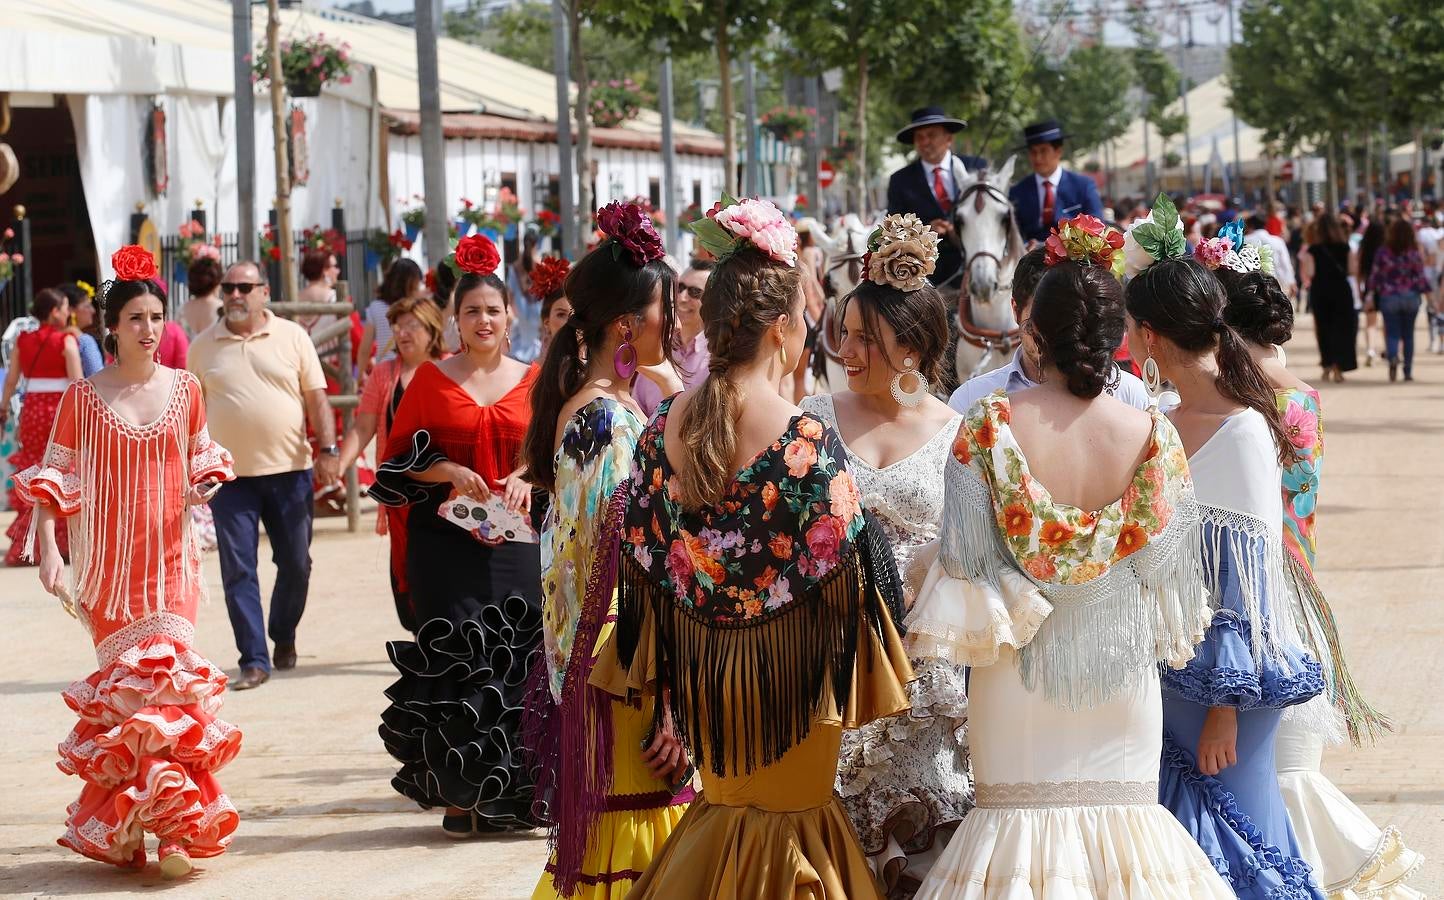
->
[688, 194, 798, 267]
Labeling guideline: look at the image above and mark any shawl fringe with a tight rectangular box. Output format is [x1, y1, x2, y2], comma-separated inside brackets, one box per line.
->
[1199, 506, 1309, 668]
[520, 484, 626, 898]
[616, 514, 898, 778]
[937, 457, 1213, 711]
[1284, 553, 1392, 746]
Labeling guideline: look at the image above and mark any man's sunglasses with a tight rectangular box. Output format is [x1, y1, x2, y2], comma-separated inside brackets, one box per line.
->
[221, 282, 263, 295]
[677, 285, 704, 301]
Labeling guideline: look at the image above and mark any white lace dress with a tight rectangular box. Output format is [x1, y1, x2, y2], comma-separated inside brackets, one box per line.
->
[802, 394, 973, 894]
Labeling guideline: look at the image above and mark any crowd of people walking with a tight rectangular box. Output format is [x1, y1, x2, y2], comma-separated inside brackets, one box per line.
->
[2, 132, 1431, 896]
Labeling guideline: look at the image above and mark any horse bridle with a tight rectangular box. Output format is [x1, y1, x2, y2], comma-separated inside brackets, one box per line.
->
[950, 179, 1022, 372]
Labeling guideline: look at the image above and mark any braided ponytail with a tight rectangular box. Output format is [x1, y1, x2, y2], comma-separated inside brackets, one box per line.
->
[676, 251, 801, 510]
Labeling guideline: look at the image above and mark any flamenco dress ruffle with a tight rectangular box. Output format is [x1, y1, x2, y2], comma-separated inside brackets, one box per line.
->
[57, 614, 242, 867]
[835, 657, 972, 892]
[910, 566, 1232, 900]
[1276, 719, 1424, 900]
[1160, 604, 1327, 900]
[530, 616, 693, 900]
[378, 590, 543, 827]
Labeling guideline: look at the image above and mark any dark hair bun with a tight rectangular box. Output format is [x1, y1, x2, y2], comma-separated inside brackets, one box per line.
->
[1220, 269, 1294, 346]
[1029, 262, 1124, 399]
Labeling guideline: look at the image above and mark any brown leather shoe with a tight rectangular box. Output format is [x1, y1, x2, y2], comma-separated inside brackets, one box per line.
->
[233, 667, 270, 691]
[273, 643, 298, 671]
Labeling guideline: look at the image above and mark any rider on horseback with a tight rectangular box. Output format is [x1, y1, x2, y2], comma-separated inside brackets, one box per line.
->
[1007, 119, 1106, 245]
[886, 107, 987, 288]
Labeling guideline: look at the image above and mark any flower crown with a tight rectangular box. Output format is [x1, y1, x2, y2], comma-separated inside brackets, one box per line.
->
[688, 193, 798, 267]
[861, 213, 939, 291]
[1044, 214, 1126, 280]
[597, 201, 665, 267]
[111, 245, 159, 282]
[1193, 218, 1274, 276]
[1122, 193, 1188, 278]
[529, 255, 571, 300]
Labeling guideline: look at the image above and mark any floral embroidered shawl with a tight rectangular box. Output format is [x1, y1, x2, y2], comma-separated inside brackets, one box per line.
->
[614, 397, 903, 775]
[917, 390, 1211, 710]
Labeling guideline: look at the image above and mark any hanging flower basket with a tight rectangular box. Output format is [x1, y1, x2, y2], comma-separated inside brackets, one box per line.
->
[252, 33, 353, 97]
[589, 79, 648, 129]
[761, 106, 814, 144]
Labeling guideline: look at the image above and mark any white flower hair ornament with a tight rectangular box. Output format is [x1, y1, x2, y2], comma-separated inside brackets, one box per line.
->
[1122, 193, 1188, 279]
[862, 213, 940, 292]
[1193, 219, 1275, 276]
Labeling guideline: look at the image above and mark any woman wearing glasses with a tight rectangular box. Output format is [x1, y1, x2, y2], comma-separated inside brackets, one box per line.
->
[634, 258, 713, 417]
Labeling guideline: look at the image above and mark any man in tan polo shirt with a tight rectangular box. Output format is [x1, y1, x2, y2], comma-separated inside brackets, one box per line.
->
[189, 260, 341, 690]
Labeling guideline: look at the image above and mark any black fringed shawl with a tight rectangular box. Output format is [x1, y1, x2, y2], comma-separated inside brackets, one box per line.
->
[613, 400, 906, 777]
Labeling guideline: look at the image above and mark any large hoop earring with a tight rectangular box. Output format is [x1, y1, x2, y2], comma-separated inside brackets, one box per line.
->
[614, 322, 638, 379]
[1142, 356, 1162, 396]
[890, 356, 929, 408]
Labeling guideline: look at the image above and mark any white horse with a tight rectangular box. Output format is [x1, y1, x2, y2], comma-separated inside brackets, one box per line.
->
[949, 155, 1025, 383]
[812, 214, 871, 392]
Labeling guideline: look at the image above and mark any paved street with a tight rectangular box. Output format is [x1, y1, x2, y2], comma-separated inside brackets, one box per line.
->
[0, 315, 1439, 899]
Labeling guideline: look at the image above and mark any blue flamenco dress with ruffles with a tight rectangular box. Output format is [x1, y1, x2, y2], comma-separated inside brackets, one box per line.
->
[1160, 409, 1326, 900]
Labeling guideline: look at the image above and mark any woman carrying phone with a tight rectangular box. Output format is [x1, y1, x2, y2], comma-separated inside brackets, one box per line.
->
[16, 246, 241, 877]
[368, 235, 543, 838]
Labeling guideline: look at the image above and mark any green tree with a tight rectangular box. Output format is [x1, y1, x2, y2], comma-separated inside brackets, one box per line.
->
[1030, 44, 1135, 162]
[599, 0, 782, 196]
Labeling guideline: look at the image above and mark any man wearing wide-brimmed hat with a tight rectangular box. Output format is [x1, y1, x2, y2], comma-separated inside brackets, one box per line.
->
[1007, 118, 1104, 245]
[886, 106, 987, 287]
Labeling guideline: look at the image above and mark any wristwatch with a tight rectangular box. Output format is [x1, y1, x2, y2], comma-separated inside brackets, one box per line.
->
[320, 444, 340, 457]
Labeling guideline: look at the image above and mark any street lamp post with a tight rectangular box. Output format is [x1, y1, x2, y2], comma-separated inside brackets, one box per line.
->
[415, 0, 448, 270]
[551, 0, 576, 258]
[232, 0, 255, 259]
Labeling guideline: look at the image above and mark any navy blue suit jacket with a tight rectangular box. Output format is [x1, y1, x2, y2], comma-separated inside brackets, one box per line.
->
[1008, 169, 1104, 244]
[886, 154, 986, 286]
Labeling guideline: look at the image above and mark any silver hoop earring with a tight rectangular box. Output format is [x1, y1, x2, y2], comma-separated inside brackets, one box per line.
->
[890, 356, 928, 408]
[1142, 356, 1162, 396]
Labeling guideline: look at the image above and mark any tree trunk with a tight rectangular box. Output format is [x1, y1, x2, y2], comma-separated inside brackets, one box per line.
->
[1326, 137, 1339, 211]
[717, 0, 737, 196]
[266, 0, 296, 302]
[855, 50, 868, 215]
[571, 0, 594, 231]
[1412, 127, 1424, 208]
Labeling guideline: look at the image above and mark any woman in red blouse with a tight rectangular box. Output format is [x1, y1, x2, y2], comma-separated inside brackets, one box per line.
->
[368, 235, 542, 838]
[1, 287, 82, 565]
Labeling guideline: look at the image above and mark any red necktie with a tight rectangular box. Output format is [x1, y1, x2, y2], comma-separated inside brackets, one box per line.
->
[1042, 178, 1056, 225]
[933, 166, 949, 210]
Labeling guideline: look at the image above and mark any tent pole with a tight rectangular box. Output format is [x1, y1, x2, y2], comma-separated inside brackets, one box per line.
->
[415, 0, 448, 270]
[551, 0, 576, 259]
[233, 0, 255, 259]
[660, 47, 678, 253]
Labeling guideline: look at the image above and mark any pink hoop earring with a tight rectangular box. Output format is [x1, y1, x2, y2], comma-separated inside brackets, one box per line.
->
[614, 322, 638, 379]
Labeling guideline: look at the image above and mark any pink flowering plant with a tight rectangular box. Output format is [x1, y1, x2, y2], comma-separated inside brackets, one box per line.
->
[689, 194, 798, 267]
[596, 201, 665, 267]
[252, 33, 353, 95]
[589, 79, 648, 129]
[1193, 237, 1233, 270]
[177, 220, 222, 265]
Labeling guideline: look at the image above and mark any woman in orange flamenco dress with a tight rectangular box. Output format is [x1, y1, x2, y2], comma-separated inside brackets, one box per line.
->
[16, 247, 242, 878]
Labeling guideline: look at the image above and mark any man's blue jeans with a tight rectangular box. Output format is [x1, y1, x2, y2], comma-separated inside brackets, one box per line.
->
[210, 469, 314, 671]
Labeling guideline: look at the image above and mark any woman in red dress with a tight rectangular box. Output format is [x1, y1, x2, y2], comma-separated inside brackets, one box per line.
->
[369, 235, 543, 837]
[1, 287, 82, 565]
[16, 247, 241, 878]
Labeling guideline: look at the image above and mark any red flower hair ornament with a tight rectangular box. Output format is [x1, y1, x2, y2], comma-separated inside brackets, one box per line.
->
[450, 233, 501, 277]
[529, 255, 571, 301]
[111, 245, 159, 282]
[596, 201, 665, 267]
